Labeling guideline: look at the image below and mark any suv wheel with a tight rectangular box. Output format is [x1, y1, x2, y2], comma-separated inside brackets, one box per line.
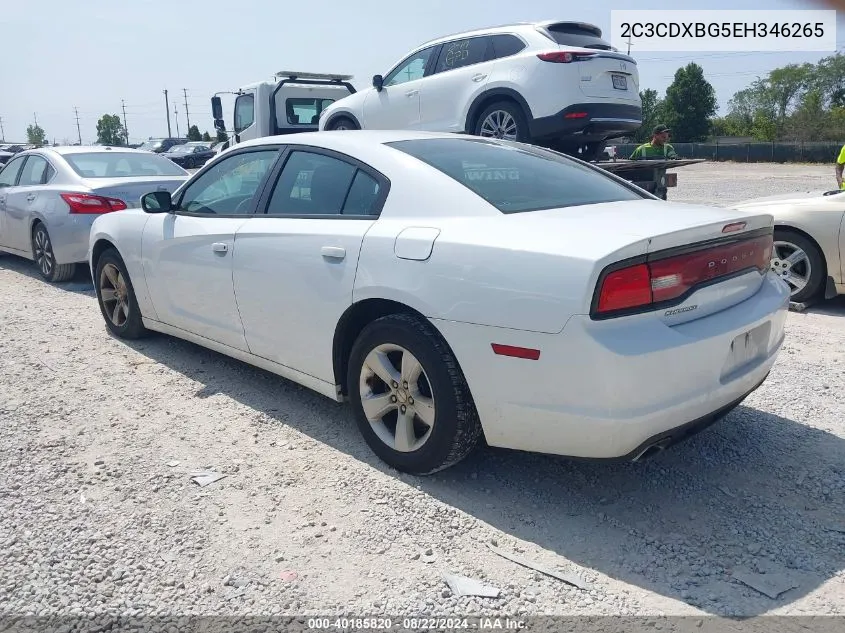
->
[474, 101, 529, 142]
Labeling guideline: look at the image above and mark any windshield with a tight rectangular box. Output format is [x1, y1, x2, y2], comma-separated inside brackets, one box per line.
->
[387, 138, 646, 213]
[64, 152, 187, 178]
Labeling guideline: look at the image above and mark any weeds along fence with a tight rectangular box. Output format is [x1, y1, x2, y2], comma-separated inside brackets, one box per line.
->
[611, 142, 844, 163]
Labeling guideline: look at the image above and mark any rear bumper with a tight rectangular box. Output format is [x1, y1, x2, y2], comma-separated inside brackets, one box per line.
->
[529, 103, 642, 143]
[432, 272, 789, 460]
[49, 215, 98, 264]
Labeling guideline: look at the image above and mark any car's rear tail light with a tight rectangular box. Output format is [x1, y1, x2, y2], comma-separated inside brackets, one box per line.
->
[536, 51, 594, 63]
[60, 192, 127, 214]
[593, 234, 773, 318]
[564, 112, 589, 119]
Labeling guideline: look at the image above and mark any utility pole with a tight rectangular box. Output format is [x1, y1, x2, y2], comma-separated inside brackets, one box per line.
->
[33, 112, 39, 127]
[174, 104, 180, 138]
[626, 35, 633, 55]
[163, 89, 172, 137]
[73, 107, 82, 145]
[182, 88, 191, 135]
[121, 100, 130, 145]
[0, 117, 5, 142]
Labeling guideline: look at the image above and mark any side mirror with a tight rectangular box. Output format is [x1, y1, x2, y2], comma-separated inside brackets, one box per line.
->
[141, 191, 172, 213]
[211, 96, 225, 132]
[372, 74, 384, 91]
[211, 96, 223, 120]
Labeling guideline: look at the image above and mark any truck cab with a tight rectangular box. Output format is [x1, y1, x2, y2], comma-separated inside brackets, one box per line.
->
[211, 71, 356, 149]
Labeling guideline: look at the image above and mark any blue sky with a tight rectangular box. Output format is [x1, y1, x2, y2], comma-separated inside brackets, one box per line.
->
[1, 0, 843, 144]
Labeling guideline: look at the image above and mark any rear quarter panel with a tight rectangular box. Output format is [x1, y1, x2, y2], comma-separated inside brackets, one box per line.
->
[89, 211, 159, 320]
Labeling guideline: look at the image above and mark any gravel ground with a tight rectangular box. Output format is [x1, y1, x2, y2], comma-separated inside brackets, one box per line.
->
[1, 162, 844, 625]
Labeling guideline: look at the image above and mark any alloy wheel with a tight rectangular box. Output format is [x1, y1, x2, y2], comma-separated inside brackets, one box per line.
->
[99, 263, 130, 327]
[771, 240, 811, 296]
[33, 227, 54, 278]
[358, 343, 436, 453]
[479, 110, 518, 140]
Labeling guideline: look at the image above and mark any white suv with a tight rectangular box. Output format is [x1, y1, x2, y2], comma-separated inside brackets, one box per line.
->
[318, 21, 641, 160]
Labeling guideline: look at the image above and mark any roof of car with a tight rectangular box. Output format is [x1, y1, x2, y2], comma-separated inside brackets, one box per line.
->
[416, 19, 601, 47]
[39, 146, 160, 156]
[232, 130, 467, 151]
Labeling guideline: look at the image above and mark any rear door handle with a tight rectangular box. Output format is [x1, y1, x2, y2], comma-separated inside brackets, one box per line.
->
[212, 242, 228, 254]
[471, 73, 487, 82]
[405, 90, 419, 97]
[321, 246, 346, 260]
[26, 194, 36, 202]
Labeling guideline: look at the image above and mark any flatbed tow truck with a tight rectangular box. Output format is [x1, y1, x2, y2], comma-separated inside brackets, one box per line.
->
[210, 71, 705, 199]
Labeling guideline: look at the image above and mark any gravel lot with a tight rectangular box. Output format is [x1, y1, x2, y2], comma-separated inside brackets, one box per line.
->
[1, 162, 844, 625]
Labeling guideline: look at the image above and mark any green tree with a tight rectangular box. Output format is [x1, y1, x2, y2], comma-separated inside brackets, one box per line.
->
[216, 129, 229, 143]
[96, 114, 126, 146]
[26, 124, 47, 145]
[661, 62, 717, 141]
[187, 125, 202, 141]
[201, 131, 212, 142]
[634, 88, 665, 142]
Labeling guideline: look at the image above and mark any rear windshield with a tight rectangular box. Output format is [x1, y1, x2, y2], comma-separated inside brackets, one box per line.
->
[387, 138, 645, 213]
[64, 152, 187, 178]
[545, 23, 613, 50]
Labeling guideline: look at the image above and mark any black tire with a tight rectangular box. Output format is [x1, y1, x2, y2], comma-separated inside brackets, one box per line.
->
[772, 229, 826, 303]
[94, 247, 148, 339]
[347, 313, 482, 475]
[32, 223, 76, 282]
[327, 116, 359, 131]
[473, 100, 530, 143]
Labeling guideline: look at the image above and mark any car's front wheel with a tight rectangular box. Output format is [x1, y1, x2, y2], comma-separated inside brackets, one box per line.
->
[347, 313, 482, 475]
[95, 248, 148, 339]
[771, 230, 826, 303]
[32, 223, 76, 282]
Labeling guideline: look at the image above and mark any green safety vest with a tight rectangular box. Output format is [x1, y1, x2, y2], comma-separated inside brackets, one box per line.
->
[630, 142, 677, 160]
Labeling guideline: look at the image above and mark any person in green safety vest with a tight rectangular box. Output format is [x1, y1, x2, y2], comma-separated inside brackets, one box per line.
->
[630, 124, 678, 160]
[835, 143, 845, 190]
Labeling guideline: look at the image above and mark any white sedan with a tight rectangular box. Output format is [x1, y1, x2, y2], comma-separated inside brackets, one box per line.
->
[88, 131, 789, 474]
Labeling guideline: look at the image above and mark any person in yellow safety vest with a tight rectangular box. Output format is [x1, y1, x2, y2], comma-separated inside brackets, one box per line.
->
[835, 143, 845, 190]
[630, 124, 678, 160]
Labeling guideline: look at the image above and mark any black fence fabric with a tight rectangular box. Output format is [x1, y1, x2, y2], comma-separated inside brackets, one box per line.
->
[610, 142, 844, 163]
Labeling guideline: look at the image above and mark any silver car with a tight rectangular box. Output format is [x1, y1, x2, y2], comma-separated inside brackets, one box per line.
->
[0, 146, 188, 282]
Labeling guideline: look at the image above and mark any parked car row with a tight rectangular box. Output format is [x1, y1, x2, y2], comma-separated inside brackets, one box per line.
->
[0, 131, 792, 475]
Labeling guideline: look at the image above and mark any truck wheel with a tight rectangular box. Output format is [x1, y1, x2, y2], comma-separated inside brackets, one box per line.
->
[327, 116, 359, 131]
[474, 101, 529, 142]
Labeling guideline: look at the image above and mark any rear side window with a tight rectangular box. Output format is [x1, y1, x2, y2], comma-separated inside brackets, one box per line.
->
[544, 23, 613, 50]
[387, 138, 645, 213]
[286, 98, 335, 125]
[18, 156, 51, 186]
[490, 34, 526, 59]
[434, 36, 490, 73]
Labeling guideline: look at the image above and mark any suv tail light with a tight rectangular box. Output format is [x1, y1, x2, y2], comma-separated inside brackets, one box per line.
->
[60, 192, 127, 214]
[593, 233, 773, 317]
[537, 51, 595, 63]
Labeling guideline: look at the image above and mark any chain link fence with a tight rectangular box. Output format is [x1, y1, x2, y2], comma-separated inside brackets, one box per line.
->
[609, 141, 844, 163]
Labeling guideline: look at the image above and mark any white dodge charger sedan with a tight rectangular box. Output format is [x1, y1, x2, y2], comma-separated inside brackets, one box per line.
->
[88, 131, 789, 474]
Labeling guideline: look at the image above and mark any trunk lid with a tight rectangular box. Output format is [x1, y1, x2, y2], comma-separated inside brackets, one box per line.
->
[513, 200, 775, 323]
[574, 51, 639, 101]
[85, 176, 187, 208]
